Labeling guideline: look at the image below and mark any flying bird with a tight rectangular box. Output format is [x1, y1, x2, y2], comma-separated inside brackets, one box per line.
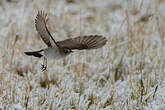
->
[25, 11, 107, 71]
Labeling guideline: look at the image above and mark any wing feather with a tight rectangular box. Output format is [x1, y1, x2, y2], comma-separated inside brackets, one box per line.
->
[57, 35, 107, 50]
[35, 10, 56, 47]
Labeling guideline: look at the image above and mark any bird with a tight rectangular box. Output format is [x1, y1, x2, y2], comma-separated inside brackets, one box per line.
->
[25, 11, 107, 71]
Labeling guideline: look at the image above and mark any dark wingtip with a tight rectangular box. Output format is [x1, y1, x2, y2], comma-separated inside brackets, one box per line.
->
[24, 51, 43, 58]
[24, 52, 31, 55]
[88, 35, 107, 49]
[24, 52, 27, 54]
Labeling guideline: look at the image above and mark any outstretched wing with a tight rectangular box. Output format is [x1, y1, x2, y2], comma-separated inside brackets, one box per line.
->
[35, 11, 56, 47]
[57, 35, 107, 50]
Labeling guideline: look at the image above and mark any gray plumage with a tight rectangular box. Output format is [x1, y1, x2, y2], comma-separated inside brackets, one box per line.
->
[25, 10, 107, 71]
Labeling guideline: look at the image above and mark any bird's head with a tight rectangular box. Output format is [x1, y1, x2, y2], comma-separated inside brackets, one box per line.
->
[62, 48, 73, 55]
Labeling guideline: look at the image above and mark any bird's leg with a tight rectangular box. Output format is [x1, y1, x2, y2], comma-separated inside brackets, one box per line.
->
[41, 57, 47, 71]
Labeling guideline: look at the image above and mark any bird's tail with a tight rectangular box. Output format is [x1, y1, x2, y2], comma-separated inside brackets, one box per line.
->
[24, 49, 43, 58]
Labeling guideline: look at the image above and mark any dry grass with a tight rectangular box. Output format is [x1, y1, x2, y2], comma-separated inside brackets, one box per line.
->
[0, 0, 164, 109]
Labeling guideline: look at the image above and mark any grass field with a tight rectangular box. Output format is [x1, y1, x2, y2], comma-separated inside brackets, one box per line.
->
[0, 0, 164, 109]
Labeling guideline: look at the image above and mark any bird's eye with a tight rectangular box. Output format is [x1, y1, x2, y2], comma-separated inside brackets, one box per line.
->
[64, 49, 70, 53]
[63, 48, 73, 54]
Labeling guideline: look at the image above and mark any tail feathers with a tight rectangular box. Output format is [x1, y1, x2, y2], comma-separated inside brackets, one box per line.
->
[24, 50, 43, 58]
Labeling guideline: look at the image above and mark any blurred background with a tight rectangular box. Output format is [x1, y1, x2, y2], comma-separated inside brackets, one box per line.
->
[0, 0, 164, 109]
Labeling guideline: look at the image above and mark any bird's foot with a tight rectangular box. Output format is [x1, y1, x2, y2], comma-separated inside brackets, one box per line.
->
[41, 64, 47, 71]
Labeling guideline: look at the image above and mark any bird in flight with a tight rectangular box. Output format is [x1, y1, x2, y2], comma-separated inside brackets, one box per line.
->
[25, 11, 107, 71]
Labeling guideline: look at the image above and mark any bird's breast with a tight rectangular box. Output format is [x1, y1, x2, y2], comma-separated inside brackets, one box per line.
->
[44, 47, 66, 59]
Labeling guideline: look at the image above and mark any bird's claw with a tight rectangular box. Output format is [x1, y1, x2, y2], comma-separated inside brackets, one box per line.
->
[41, 64, 47, 71]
